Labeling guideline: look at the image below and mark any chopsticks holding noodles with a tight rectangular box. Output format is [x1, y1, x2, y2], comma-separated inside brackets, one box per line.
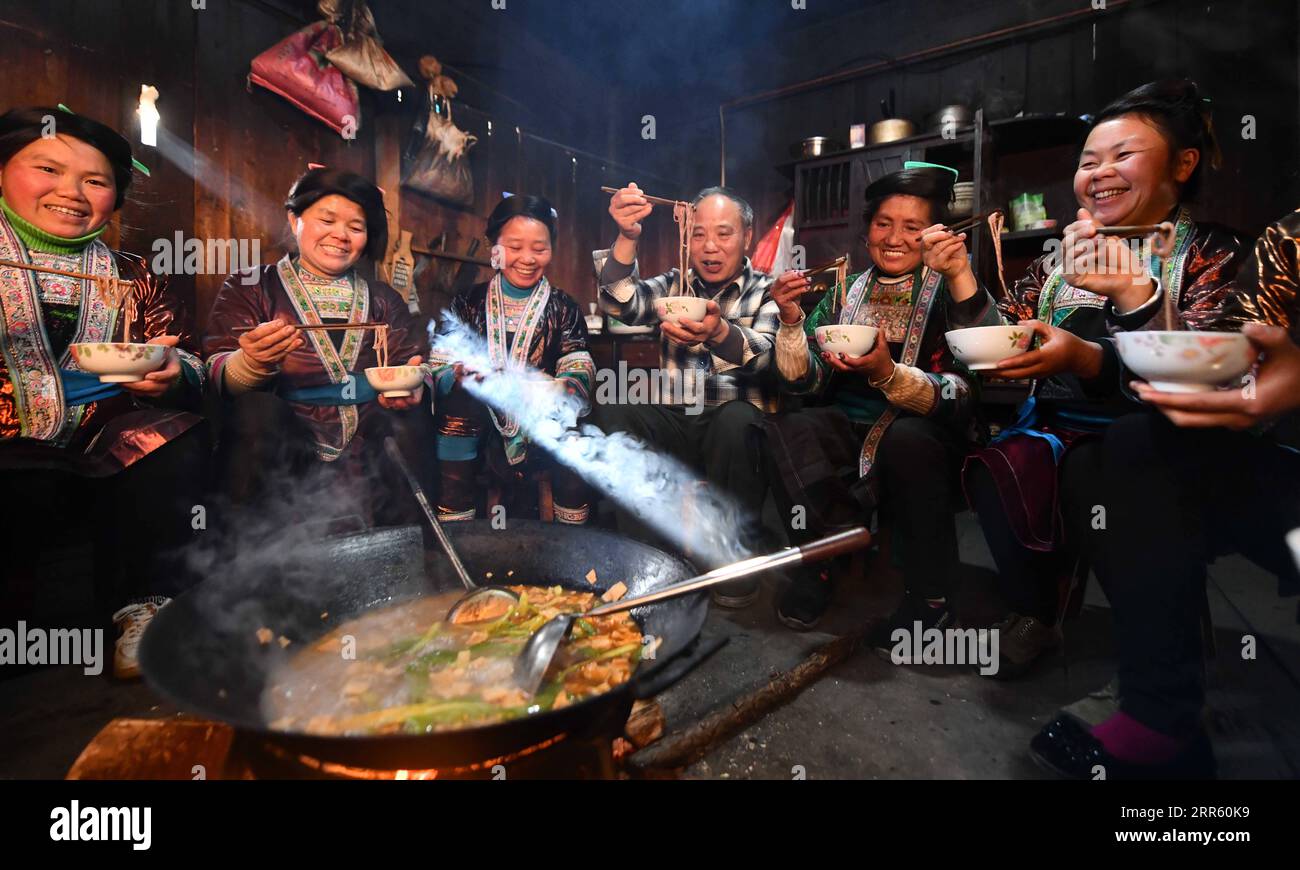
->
[232, 322, 393, 366]
[0, 257, 138, 341]
[942, 208, 1003, 237]
[1095, 221, 1177, 258]
[232, 322, 390, 333]
[600, 186, 696, 295]
[1092, 221, 1179, 327]
[600, 185, 687, 207]
[800, 254, 848, 277]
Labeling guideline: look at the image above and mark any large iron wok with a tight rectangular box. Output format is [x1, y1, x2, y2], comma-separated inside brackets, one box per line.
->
[139, 521, 720, 770]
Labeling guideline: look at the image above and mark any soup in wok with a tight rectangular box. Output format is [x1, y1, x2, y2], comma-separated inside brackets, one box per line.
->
[261, 584, 645, 736]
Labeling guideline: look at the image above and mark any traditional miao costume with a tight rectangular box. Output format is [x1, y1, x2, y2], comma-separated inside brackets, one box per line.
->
[203, 255, 431, 527]
[430, 273, 595, 524]
[0, 198, 208, 616]
[956, 207, 1247, 626]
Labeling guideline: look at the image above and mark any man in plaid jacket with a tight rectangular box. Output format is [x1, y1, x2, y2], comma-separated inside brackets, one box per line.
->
[592, 184, 785, 608]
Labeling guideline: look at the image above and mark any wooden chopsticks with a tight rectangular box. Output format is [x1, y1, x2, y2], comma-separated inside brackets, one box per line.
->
[1094, 222, 1173, 239]
[0, 258, 113, 284]
[231, 322, 389, 334]
[800, 255, 848, 276]
[944, 209, 1002, 235]
[600, 186, 687, 207]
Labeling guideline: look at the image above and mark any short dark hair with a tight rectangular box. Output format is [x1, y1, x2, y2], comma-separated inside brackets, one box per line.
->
[485, 194, 558, 245]
[0, 106, 134, 210]
[1091, 79, 1220, 201]
[692, 186, 754, 229]
[284, 167, 389, 262]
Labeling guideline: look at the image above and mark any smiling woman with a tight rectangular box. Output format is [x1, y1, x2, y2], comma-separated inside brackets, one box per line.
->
[429, 193, 595, 526]
[0, 106, 210, 679]
[765, 165, 999, 632]
[948, 80, 1256, 679]
[202, 166, 434, 531]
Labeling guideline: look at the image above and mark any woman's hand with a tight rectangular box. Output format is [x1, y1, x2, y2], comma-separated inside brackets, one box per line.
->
[770, 270, 811, 325]
[378, 355, 425, 410]
[987, 319, 1103, 380]
[921, 224, 978, 302]
[1133, 323, 1300, 428]
[1061, 208, 1156, 312]
[821, 329, 893, 382]
[238, 318, 303, 371]
[122, 335, 182, 398]
[920, 224, 972, 280]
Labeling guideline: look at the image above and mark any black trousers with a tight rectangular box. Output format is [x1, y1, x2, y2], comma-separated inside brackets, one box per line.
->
[213, 392, 434, 532]
[964, 440, 1104, 623]
[1084, 411, 1300, 736]
[766, 412, 967, 600]
[435, 385, 590, 515]
[590, 399, 768, 557]
[0, 421, 212, 624]
[874, 416, 968, 601]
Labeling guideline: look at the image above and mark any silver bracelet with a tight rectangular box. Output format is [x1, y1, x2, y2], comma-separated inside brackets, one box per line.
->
[869, 362, 899, 390]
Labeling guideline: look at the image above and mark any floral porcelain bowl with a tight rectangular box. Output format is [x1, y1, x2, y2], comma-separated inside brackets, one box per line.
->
[364, 365, 424, 397]
[654, 296, 709, 324]
[944, 325, 1033, 371]
[69, 342, 167, 383]
[815, 324, 879, 358]
[1115, 330, 1254, 393]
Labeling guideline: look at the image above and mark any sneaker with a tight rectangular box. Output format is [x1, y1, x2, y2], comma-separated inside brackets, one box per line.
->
[982, 613, 1061, 679]
[870, 596, 954, 653]
[711, 578, 760, 610]
[776, 569, 832, 631]
[111, 596, 170, 680]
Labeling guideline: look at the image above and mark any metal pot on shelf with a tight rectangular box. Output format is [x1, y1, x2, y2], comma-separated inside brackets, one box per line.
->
[868, 119, 915, 144]
[792, 136, 841, 159]
[869, 89, 915, 144]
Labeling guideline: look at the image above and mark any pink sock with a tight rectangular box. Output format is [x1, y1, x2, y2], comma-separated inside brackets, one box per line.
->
[1091, 712, 1191, 765]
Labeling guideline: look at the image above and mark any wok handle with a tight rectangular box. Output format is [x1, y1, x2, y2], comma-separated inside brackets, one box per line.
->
[630, 633, 728, 700]
[585, 527, 872, 617]
[796, 527, 872, 564]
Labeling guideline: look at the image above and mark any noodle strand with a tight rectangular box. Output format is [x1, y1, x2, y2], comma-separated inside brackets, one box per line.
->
[673, 201, 694, 296]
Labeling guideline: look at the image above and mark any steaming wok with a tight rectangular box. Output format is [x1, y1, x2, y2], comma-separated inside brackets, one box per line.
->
[139, 521, 719, 770]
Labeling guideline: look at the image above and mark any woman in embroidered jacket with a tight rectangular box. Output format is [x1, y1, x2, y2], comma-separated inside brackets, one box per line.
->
[430, 194, 595, 525]
[766, 165, 1002, 632]
[0, 107, 207, 677]
[1027, 209, 1300, 779]
[204, 167, 430, 526]
[944, 80, 1250, 676]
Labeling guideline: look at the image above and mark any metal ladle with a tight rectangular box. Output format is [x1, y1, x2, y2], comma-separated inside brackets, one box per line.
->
[382, 438, 520, 620]
[514, 526, 873, 697]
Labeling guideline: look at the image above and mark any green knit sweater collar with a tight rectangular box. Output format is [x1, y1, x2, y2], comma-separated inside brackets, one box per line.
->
[0, 197, 106, 255]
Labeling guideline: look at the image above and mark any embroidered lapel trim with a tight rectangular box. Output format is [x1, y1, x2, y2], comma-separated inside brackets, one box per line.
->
[484, 272, 551, 463]
[276, 255, 370, 460]
[857, 267, 944, 477]
[0, 214, 116, 442]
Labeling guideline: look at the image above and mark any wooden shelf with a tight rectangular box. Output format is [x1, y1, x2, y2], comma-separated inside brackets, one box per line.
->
[777, 127, 977, 177]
